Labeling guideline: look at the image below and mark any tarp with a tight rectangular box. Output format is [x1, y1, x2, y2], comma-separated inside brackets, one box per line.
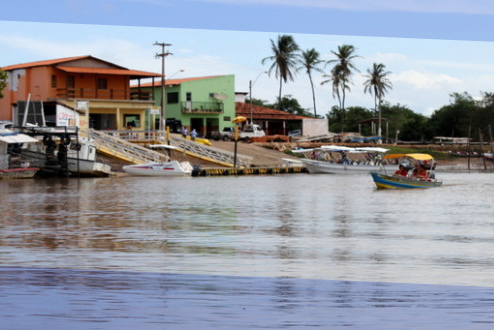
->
[384, 153, 434, 161]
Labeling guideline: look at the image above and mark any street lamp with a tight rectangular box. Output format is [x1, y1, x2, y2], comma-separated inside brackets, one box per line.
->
[168, 69, 185, 79]
[249, 71, 267, 125]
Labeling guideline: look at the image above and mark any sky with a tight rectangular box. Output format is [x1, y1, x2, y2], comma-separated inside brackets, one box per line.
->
[2, 0, 494, 117]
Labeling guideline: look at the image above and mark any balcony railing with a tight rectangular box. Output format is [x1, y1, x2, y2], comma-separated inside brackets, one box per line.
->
[181, 101, 223, 114]
[55, 88, 154, 101]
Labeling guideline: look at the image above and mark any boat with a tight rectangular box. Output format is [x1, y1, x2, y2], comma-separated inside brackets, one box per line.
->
[20, 135, 112, 177]
[123, 160, 193, 176]
[0, 129, 40, 179]
[291, 145, 396, 174]
[448, 150, 481, 157]
[370, 153, 443, 189]
[483, 153, 494, 161]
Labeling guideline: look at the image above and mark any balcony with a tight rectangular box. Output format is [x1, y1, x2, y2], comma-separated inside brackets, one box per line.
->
[55, 88, 154, 101]
[181, 101, 223, 114]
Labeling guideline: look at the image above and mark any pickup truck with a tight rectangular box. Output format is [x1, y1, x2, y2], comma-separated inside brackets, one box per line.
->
[211, 127, 235, 141]
[239, 124, 266, 141]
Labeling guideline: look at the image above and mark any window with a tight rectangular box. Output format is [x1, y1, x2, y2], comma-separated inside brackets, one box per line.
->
[186, 92, 192, 101]
[51, 75, 57, 88]
[124, 114, 140, 128]
[97, 78, 107, 90]
[67, 75, 75, 89]
[167, 92, 179, 104]
[223, 116, 231, 122]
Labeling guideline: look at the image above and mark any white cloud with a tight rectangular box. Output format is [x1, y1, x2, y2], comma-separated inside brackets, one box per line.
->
[391, 70, 461, 89]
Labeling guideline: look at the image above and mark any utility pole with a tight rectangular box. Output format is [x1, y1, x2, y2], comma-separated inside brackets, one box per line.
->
[154, 42, 172, 137]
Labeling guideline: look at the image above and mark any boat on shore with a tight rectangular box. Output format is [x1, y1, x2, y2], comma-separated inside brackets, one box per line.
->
[371, 153, 443, 189]
[123, 160, 193, 176]
[291, 145, 395, 174]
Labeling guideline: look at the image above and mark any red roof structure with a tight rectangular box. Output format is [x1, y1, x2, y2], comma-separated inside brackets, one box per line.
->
[236, 102, 310, 120]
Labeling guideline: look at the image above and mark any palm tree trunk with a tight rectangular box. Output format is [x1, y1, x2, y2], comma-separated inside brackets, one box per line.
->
[278, 79, 283, 109]
[309, 73, 316, 117]
[341, 84, 346, 133]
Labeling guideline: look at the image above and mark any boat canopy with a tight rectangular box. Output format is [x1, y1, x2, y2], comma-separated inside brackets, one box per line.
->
[292, 146, 389, 154]
[384, 153, 434, 161]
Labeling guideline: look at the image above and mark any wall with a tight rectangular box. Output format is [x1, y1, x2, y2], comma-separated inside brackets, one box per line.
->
[302, 118, 329, 137]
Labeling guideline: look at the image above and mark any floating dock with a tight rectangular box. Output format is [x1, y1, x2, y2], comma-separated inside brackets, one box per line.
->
[191, 166, 308, 177]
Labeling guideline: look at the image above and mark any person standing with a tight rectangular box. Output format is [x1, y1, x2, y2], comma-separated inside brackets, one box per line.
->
[190, 128, 198, 141]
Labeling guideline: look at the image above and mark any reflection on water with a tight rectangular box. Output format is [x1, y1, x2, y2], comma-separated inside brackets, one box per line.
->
[1, 173, 494, 286]
[2, 267, 494, 329]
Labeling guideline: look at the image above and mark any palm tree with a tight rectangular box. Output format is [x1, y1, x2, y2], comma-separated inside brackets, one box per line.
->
[321, 66, 351, 132]
[262, 35, 300, 109]
[297, 48, 323, 117]
[364, 63, 393, 141]
[326, 44, 360, 131]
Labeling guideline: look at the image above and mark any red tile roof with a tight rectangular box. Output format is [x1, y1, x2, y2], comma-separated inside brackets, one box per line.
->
[56, 66, 162, 78]
[1, 55, 126, 71]
[135, 75, 227, 88]
[236, 102, 311, 120]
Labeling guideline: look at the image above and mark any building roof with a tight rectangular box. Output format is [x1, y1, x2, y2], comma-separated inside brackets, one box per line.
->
[56, 66, 162, 78]
[2, 55, 127, 71]
[134, 75, 228, 88]
[235, 102, 311, 120]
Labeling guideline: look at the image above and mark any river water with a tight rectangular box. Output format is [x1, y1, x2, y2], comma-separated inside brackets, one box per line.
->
[2, 172, 494, 328]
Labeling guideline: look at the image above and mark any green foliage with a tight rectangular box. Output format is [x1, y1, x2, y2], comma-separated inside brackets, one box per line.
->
[0, 67, 7, 99]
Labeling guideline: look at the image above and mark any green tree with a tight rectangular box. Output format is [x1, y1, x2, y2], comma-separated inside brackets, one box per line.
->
[273, 95, 312, 117]
[363, 63, 393, 142]
[429, 92, 477, 138]
[262, 34, 300, 109]
[325, 44, 360, 132]
[0, 67, 7, 99]
[297, 48, 323, 117]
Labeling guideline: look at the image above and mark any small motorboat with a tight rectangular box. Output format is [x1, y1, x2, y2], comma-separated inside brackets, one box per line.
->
[370, 153, 443, 189]
[122, 160, 193, 176]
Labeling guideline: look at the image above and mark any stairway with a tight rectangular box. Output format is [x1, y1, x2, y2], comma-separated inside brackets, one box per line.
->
[168, 134, 252, 168]
[82, 129, 252, 167]
[80, 128, 169, 164]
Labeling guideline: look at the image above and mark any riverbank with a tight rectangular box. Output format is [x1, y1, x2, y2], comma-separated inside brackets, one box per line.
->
[98, 141, 494, 173]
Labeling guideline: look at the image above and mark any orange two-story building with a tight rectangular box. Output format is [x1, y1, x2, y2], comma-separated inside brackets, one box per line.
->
[0, 55, 162, 130]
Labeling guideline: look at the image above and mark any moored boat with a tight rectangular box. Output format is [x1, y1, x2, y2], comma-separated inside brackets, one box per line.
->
[123, 160, 193, 176]
[371, 153, 443, 189]
[292, 145, 395, 174]
[0, 129, 40, 179]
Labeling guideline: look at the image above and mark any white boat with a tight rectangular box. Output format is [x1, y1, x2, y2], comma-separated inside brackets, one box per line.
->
[292, 145, 396, 174]
[123, 160, 193, 176]
[20, 136, 112, 177]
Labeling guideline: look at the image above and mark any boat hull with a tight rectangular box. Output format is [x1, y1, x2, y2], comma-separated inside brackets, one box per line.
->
[0, 167, 39, 180]
[302, 159, 396, 174]
[123, 161, 192, 176]
[371, 172, 443, 189]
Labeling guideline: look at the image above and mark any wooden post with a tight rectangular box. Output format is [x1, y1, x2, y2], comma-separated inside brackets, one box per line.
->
[467, 126, 471, 171]
[479, 128, 487, 170]
[489, 125, 494, 171]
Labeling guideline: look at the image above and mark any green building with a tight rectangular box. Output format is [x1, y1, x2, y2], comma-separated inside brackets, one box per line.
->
[134, 75, 236, 137]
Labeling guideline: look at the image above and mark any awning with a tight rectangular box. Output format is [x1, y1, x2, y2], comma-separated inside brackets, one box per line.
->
[0, 132, 38, 144]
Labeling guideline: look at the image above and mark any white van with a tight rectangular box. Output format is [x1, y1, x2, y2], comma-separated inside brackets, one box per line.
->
[239, 124, 265, 141]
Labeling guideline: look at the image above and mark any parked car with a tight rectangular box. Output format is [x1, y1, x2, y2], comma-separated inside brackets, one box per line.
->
[219, 127, 236, 141]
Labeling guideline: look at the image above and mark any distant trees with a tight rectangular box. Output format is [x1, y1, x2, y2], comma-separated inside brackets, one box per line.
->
[0, 67, 7, 99]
